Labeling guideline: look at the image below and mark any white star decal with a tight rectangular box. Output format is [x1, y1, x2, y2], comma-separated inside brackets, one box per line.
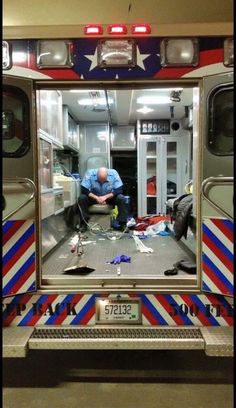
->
[85, 47, 98, 71]
[136, 46, 151, 70]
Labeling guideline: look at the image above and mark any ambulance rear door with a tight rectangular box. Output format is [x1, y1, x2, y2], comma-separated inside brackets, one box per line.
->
[200, 72, 233, 297]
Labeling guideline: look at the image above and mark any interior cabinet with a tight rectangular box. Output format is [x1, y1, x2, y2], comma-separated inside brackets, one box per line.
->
[79, 122, 110, 177]
[37, 89, 63, 149]
[137, 120, 191, 216]
[39, 136, 53, 192]
[110, 125, 136, 150]
[62, 105, 80, 151]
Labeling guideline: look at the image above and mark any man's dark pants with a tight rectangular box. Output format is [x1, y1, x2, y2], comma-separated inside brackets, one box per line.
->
[77, 193, 128, 225]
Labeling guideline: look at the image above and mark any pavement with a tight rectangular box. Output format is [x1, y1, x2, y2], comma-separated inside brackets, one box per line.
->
[3, 349, 233, 408]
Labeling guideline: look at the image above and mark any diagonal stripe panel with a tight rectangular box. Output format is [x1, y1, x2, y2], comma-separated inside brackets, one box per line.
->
[2, 293, 233, 327]
[202, 218, 234, 297]
[3, 220, 26, 246]
[202, 255, 233, 295]
[202, 224, 233, 270]
[70, 295, 98, 324]
[3, 254, 35, 297]
[211, 219, 233, 242]
[2, 220, 36, 297]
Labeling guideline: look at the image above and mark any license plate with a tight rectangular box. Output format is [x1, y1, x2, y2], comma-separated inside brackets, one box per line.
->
[96, 298, 142, 324]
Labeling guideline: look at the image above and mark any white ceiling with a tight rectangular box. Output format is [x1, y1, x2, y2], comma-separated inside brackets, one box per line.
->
[61, 87, 193, 125]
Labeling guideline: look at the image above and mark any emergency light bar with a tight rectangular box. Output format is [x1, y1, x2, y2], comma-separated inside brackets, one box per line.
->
[108, 24, 127, 35]
[2, 41, 12, 70]
[84, 25, 103, 35]
[131, 24, 151, 34]
[224, 38, 234, 67]
[36, 40, 74, 68]
[160, 38, 199, 67]
[98, 39, 136, 67]
[84, 24, 151, 35]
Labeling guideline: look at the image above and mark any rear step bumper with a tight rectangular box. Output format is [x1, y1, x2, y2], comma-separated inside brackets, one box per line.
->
[3, 326, 233, 357]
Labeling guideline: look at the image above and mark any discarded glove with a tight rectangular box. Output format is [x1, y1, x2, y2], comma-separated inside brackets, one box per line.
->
[108, 254, 131, 265]
[158, 230, 171, 236]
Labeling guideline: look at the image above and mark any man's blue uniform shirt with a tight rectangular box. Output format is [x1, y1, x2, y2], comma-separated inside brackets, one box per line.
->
[81, 169, 123, 196]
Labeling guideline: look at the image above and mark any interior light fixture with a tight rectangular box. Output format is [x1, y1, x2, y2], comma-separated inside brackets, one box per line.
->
[137, 96, 170, 104]
[146, 88, 184, 92]
[78, 98, 113, 106]
[136, 106, 154, 114]
[69, 90, 99, 93]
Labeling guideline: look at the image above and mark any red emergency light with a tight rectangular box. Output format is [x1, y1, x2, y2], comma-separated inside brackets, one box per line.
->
[108, 24, 127, 34]
[131, 24, 151, 34]
[84, 25, 103, 35]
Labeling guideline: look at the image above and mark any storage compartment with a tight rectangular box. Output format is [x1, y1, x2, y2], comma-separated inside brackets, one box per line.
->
[62, 105, 80, 151]
[37, 89, 63, 149]
[110, 125, 136, 150]
[41, 191, 55, 219]
[54, 187, 64, 215]
[53, 174, 80, 207]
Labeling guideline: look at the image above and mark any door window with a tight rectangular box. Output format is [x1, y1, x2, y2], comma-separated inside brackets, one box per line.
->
[2, 85, 30, 157]
[208, 86, 233, 155]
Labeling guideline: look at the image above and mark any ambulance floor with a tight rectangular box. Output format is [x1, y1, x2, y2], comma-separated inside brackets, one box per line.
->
[42, 227, 196, 277]
[3, 349, 233, 408]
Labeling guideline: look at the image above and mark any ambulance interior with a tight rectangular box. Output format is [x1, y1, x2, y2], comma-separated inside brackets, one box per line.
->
[39, 85, 198, 286]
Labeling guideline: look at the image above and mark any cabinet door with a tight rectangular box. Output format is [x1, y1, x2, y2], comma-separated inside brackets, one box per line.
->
[163, 139, 178, 211]
[138, 134, 191, 216]
[161, 137, 191, 212]
[39, 137, 53, 191]
[138, 137, 163, 216]
[85, 123, 109, 154]
[37, 90, 63, 148]
[79, 123, 110, 176]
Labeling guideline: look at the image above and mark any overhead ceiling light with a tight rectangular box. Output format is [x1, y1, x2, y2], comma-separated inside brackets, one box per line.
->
[144, 88, 184, 92]
[69, 90, 99, 93]
[78, 98, 113, 106]
[137, 96, 170, 104]
[136, 106, 154, 114]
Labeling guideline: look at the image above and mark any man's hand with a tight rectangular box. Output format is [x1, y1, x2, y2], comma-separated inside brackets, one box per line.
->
[97, 196, 106, 204]
[88, 192, 114, 204]
[97, 194, 114, 204]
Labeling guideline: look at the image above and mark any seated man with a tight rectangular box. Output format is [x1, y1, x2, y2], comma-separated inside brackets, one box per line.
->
[77, 167, 128, 232]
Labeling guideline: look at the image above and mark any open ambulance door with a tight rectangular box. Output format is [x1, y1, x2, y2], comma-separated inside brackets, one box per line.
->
[200, 72, 233, 298]
[3, 75, 38, 298]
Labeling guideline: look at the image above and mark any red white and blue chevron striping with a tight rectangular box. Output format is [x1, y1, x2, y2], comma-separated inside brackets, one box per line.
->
[202, 218, 233, 297]
[2, 293, 233, 327]
[3, 220, 36, 297]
